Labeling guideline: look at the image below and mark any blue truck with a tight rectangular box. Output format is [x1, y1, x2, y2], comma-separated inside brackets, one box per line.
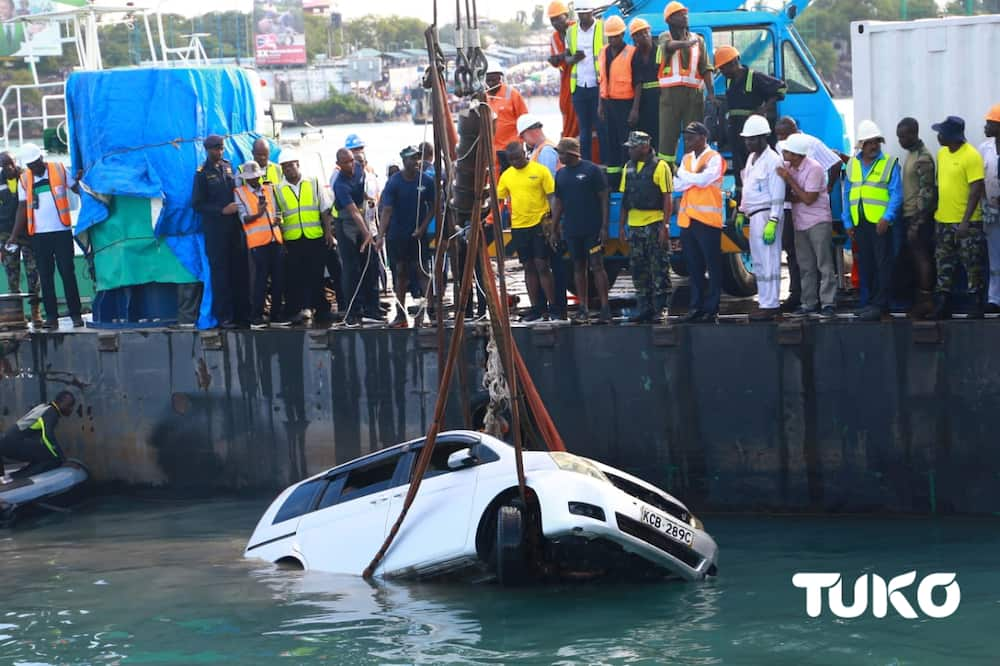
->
[599, 0, 848, 297]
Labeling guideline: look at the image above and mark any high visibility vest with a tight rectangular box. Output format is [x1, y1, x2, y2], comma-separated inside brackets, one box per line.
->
[235, 184, 282, 248]
[678, 148, 726, 228]
[20, 162, 72, 235]
[848, 155, 897, 225]
[529, 139, 561, 171]
[599, 44, 635, 100]
[567, 19, 603, 94]
[656, 34, 705, 89]
[278, 178, 323, 241]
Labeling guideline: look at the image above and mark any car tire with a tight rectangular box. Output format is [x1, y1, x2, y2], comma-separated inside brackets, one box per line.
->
[495, 504, 529, 586]
[721, 251, 757, 297]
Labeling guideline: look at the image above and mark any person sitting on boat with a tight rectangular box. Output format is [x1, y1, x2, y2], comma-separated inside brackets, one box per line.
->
[0, 391, 75, 484]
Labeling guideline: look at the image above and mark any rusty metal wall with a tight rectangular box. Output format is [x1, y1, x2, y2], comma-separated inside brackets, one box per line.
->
[0, 321, 997, 514]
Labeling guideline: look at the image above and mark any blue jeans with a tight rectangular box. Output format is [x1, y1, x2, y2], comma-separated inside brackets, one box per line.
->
[572, 85, 602, 162]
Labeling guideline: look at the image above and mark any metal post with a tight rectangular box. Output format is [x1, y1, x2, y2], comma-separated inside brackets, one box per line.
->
[901, 0, 908, 20]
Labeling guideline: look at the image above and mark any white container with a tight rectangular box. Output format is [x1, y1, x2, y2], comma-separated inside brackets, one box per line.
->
[851, 15, 1000, 157]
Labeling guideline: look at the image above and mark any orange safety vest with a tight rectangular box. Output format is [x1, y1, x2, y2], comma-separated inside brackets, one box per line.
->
[656, 34, 705, 89]
[599, 44, 635, 100]
[235, 184, 283, 249]
[20, 162, 72, 235]
[678, 148, 726, 228]
[529, 138, 561, 171]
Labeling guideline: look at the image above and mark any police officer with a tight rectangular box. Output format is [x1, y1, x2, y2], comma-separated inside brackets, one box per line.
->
[192, 134, 250, 329]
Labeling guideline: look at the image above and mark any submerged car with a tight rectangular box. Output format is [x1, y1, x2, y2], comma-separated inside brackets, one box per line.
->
[245, 431, 718, 583]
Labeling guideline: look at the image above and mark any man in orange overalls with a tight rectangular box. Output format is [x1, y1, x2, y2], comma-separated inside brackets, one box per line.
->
[546, 1, 578, 139]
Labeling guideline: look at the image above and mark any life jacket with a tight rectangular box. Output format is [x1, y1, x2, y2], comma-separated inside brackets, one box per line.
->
[15, 402, 60, 459]
[656, 33, 705, 89]
[529, 139, 561, 171]
[20, 162, 72, 235]
[624, 158, 666, 211]
[599, 43, 635, 100]
[278, 178, 323, 241]
[235, 184, 282, 248]
[848, 154, 898, 225]
[678, 148, 726, 228]
[566, 19, 604, 94]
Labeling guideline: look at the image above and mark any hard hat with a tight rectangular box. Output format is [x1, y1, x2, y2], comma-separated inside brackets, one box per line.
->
[986, 103, 1000, 123]
[714, 45, 739, 69]
[739, 114, 771, 138]
[629, 17, 651, 36]
[18, 143, 43, 165]
[277, 148, 300, 164]
[856, 119, 884, 143]
[604, 15, 626, 37]
[240, 161, 264, 179]
[344, 133, 365, 150]
[516, 113, 543, 136]
[574, 0, 596, 13]
[486, 58, 504, 74]
[783, 133, 812, 156]
[547, 0, 569, 18]
[664, 1, 687, 19]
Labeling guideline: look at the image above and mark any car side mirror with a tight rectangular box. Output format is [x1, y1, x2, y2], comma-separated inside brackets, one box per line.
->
[447, 447, 478, 470]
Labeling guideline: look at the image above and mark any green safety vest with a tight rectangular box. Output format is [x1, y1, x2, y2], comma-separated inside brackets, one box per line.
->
[277, 179, 323, 240]
[848, 155, 898, 225]
[567, 19, 604, 94]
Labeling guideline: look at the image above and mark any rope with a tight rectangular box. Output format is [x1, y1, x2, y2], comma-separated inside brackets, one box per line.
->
[481, 333, 509, 438]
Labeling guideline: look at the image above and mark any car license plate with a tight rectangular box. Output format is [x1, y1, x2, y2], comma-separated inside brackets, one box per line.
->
[639, 505, 694, 547]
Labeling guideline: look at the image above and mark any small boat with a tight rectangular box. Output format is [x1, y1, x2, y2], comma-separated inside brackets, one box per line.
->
[245, 431, 719, 584]
[0, 459, 89, 528]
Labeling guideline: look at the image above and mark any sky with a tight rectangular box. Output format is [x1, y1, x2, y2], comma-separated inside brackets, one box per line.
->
[162, 0, 542, 22]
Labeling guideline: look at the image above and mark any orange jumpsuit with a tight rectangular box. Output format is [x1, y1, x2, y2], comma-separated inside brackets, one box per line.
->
[549, 26, 579, 139]
[487, 82, 529, 159]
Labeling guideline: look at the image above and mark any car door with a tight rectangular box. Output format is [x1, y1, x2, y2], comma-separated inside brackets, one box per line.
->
[296, 453, 404, 576]
[381, 436, 486, 573]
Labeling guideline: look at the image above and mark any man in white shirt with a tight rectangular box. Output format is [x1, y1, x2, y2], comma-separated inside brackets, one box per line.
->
[565, 0, 604, 162]
[775, 116, 844, 310]
[981, 104, 1000, 313]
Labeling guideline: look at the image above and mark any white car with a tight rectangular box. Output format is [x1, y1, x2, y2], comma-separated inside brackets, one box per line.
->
[245, 431, 719, 583]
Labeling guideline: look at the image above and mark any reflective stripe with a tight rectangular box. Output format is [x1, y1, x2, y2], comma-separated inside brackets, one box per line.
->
[21, 163, 72, 235]
[642, 81, 660, 89]
[605, 166, 623, 173]
[567, 20, 603, 94]
[278, 179, 324, 240]
[236, 184, 282, 248]
[28, 415, 58, 458]
[677, 149, 726, 229]
[848, 155, 897, 225]
[657, 36, 703, 88]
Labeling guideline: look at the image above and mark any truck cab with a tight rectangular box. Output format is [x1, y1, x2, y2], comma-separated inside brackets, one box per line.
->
[602, 0, 847, 298]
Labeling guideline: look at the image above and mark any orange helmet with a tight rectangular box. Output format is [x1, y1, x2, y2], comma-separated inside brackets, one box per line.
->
[664, 1, 687, 19]
[714, 45, 740, 69]
[546, 1, 569, 18]
[604, 15, 626, 37]
[629, 17, 651, 36]
[987, 103, 1000, 123]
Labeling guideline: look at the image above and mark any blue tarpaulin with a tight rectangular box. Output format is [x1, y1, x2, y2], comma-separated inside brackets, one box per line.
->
[66, 67, 260, 328]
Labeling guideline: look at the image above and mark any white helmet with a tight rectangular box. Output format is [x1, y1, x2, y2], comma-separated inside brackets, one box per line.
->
[783, 132, 812, 156]
[18, 143, 43, 165]
[574, 0, 596, 12]
[277, 148, 300, 165]
[856, 119, 884, 143]
[486, 59, 503, 74]
[516, 113, 543, 136]
[739, 114, 771, 138]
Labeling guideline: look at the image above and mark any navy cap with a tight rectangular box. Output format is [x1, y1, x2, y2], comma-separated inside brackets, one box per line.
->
[683, 121, 710, 137]
[399, 145, 420, 160]
[203, 134, 225, 149]
[931, 115, 965, 141]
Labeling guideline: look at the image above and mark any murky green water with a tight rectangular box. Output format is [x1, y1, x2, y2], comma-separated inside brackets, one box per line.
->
[1, 498, 996, 665]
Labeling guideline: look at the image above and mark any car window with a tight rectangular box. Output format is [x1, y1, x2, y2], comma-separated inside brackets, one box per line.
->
[338, 456, 401, 502]
[782, 41, 818, 94]
[315, 475, 347, 510]
[712, 27, 775, 76]
[272, 479, 324, 524]
[417, 440, 481, 480]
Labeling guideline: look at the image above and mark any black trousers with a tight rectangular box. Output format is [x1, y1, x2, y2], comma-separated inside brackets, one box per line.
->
[602, 98, 633, 181]
[682, 219, 722, 315]
[637, 87, 660, 153]
[335, 219, 379, 318]
[203, 216, 249, 325]
[0, 434, 60, 478]
[285, 237, 329, 316]
[250, 242, 285, 320]
[31, 230, 81, 321]
[855, 215, 893, 309]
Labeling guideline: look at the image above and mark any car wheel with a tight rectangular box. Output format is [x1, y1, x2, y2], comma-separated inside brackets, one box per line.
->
[721, 251, 757, 297]
[495, 504, 529, 586]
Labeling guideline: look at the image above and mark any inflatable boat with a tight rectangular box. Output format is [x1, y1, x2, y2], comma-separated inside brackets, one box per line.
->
[0, 459, 89, 528]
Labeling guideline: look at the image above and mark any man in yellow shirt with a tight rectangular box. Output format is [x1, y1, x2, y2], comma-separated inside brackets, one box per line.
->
[929, 116, 986, 319]
[617, 130, 672, 323]
[496, 141, 559, 322]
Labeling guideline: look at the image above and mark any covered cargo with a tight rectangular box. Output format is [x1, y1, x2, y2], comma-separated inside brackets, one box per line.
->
[851, 15, 1000, 156]
[66, 67, 262, 328]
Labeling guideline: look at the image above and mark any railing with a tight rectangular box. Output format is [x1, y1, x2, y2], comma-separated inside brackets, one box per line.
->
[0, 81, 67, 150]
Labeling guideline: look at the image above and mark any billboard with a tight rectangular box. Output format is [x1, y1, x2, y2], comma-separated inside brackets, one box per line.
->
[254, 0, 306, 66]
[0, 0, 88, 59]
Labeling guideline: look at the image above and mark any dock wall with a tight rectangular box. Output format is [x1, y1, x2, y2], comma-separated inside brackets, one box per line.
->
[0, 321, 997, 515]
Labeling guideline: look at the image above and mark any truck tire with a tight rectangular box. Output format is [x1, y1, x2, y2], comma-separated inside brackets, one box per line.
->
[722, 251, 757, 297]
[495, 504, 530, 586]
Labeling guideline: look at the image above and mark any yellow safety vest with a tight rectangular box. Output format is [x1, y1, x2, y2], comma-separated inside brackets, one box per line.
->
[566, 19, 604, 94]
[848, 155, 898, 225]
[278, 178, 323, 241]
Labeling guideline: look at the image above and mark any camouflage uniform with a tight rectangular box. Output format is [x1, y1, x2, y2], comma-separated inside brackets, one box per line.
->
[0, 232, 40, 305]
[629, 222, 672, 313]
[935, 222, 984, 294]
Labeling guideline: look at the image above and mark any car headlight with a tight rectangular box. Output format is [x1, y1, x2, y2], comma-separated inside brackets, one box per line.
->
[689, 515, 704, 530]
[549, 452, 609, 483]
